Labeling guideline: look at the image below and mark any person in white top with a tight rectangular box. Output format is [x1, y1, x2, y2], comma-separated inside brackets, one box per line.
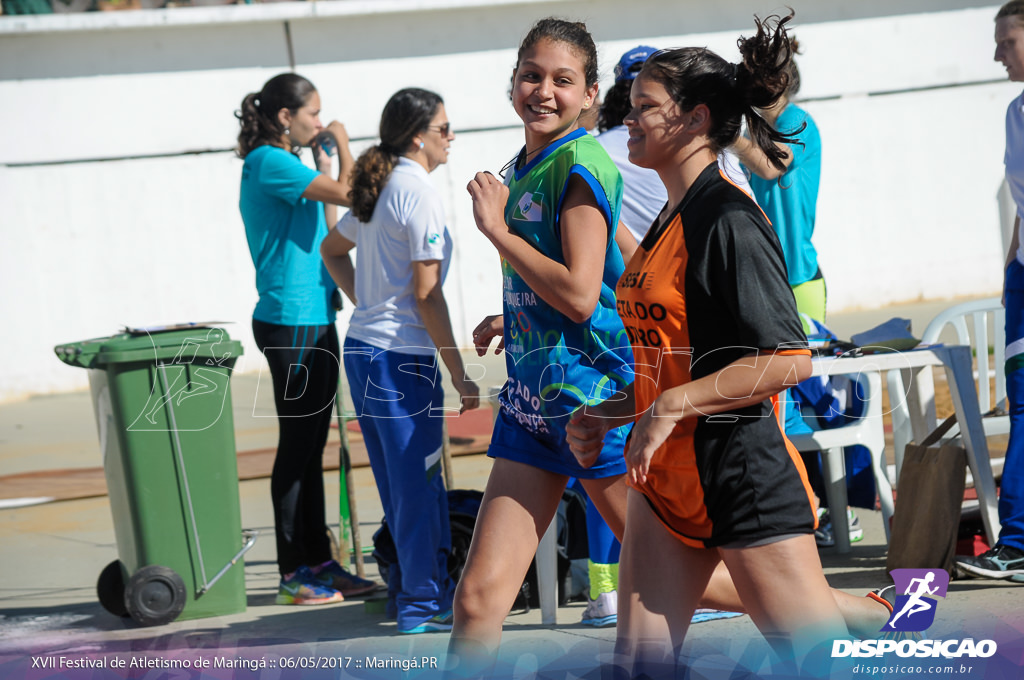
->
[596, 45, 755, 245]
[956, 0, 1024, 580]
[321, 88, 480, 634]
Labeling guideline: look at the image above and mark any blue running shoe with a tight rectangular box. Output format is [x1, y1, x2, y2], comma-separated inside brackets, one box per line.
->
[398, 609, 453, 635]
[276, 566, 344, 605]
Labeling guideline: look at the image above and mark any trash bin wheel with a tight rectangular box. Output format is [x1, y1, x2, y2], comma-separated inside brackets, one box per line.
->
[125, 565, 186, 626]
[96, 560, 129, 618]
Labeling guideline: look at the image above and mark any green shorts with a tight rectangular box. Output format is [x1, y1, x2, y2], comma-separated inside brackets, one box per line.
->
[792, 275, 826, 334]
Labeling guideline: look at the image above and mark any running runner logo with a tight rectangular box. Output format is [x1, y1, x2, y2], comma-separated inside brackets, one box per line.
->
[512, 192, 544, 222]
[884, 568, 949, 632]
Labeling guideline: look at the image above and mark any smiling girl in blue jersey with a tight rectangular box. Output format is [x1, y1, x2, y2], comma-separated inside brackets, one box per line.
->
[447, 17, 633, 673]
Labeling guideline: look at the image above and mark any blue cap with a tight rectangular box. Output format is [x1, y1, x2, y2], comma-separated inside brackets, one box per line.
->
[614, 45, 658, 83]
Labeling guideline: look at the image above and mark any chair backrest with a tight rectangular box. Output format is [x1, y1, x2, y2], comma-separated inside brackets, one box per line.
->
[921, 297, 1005, 414]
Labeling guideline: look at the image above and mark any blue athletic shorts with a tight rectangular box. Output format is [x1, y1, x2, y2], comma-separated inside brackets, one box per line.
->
[487, 405, 627, 479]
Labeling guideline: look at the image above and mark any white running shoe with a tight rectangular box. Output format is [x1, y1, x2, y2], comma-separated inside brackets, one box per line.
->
[581, 591, 617, 628]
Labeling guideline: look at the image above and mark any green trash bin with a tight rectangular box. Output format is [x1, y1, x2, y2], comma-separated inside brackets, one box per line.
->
[55, 325, 255, 626]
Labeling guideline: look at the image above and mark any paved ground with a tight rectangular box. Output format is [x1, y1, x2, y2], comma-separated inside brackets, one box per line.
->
[2, 297, 1023, 680]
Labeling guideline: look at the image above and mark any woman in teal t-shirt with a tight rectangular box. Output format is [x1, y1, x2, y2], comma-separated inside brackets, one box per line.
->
[731, 40, 846, 547]
[236, 72, 375, 605]
[732, 38, 823, 332]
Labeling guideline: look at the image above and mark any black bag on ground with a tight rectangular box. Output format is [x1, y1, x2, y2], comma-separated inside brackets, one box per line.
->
[371, 489, 481, 588]
[371, 487, 588, 610]
[517, 484, 589, 609]
[886, 415, 967, 576]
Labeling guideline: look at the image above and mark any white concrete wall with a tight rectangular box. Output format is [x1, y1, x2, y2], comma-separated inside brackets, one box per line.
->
[0, 0, 1014, 401]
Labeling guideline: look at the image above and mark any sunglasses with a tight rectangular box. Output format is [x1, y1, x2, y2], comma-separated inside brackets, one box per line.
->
[428, 122, 452, 136]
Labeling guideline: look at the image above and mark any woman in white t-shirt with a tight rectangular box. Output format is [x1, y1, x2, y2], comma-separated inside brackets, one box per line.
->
[320, 88, 479, 634]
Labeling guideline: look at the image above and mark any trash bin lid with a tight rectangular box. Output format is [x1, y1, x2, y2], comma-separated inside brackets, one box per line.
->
[55, 325, 243, 368]
[54, 336, 107, 369]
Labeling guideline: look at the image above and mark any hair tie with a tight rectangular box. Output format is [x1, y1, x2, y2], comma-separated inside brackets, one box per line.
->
[254, 97, 261, 109]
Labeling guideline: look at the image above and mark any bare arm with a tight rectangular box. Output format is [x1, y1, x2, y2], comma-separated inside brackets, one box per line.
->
[731, 133, 793, 182]
[302, 121, 355, 207]
[626, 350, 810, 485]
[323, 202, 338, 231]
[614, 220, 638, 264]
[413, 260, 480, 413]
[468, 171, 608, 324]
[320, 228, 357, 305]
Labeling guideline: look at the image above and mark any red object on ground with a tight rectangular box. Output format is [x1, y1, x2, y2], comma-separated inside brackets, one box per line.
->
[956, 532, 991, 558]
[343, 405, 494, 440]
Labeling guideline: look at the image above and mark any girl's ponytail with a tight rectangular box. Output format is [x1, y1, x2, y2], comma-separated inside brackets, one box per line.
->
[349, 146, 399, 223]
[349, 87, 443, 223]
[735, 11, 801, 174]
[640, 11, 801, 174]
[234, 73, 317, 159]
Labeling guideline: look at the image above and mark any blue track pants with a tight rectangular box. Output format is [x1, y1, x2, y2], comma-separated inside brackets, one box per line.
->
[343, 337, 453, 630]
[1001, 260, 1024, 550]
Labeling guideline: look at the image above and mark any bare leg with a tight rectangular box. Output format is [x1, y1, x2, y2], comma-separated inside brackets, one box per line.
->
[834, 587, 891, 638]
[579, 474, 628, 540]
[719, 535, 849, 663]
[616, 489, 720, 676]
[700, 561, 889, 638]
[575, 470, 889, 643]
[447, 459, 567, 676]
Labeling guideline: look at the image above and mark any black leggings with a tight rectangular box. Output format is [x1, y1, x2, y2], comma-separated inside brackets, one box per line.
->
[252, 318, 339, 576]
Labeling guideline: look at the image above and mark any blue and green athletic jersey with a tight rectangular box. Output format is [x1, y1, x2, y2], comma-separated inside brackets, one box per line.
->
[495, 128, 632, 466]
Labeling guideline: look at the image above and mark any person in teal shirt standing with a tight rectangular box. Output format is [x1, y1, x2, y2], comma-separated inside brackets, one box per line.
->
[733, 37, 823, 332]
[236, 72, 376, 605]
[731, 40, 858, 549]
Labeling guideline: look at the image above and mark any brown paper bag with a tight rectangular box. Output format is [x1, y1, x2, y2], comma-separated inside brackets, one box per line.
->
[886, 415, 967, 575]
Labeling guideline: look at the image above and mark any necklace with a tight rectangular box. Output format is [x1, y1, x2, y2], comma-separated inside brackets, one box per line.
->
[498, 142, 552, 179]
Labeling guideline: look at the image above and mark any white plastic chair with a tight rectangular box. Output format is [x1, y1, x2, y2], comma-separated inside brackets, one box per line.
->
[787, 370, 894, 553]
[888, 298, 1006, 482]
[921, 297, 1006, 426]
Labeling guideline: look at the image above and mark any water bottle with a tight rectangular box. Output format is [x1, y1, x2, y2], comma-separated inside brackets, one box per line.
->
[314, 130, 337, 157]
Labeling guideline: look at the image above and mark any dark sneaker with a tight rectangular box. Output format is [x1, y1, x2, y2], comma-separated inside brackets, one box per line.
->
[815, 508, 864, 548]
[866, 585, 896, 615]
[956, 544, 1024, 580]
[314, 560, 380, 597]
[398, 609, 453, 635]
[276, 566, 345, 605]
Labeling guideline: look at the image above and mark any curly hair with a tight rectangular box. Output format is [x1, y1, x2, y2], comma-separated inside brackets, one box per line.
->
[641, 11, 799, 173]
[348, 88, 443, 223]
[598, 79, 633, 132]
[235, 73, 316, 159]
